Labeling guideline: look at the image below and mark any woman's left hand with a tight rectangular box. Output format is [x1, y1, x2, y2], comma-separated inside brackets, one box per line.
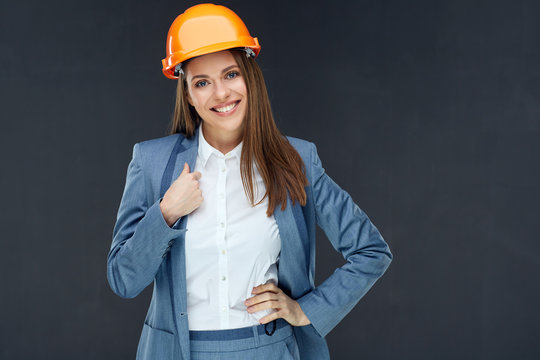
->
[245, 282, 311, 326]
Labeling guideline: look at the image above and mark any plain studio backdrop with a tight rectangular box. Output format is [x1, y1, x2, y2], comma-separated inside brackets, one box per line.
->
[1, 0, 539, 359]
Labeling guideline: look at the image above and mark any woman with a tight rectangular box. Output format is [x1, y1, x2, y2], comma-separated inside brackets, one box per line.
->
[107, 4, 392, 360]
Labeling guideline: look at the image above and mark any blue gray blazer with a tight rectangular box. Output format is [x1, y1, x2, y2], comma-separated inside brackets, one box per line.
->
[107, 126, 392, 360]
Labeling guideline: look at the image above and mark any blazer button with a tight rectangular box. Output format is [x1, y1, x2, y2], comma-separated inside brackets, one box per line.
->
[168, 240, 174, 246]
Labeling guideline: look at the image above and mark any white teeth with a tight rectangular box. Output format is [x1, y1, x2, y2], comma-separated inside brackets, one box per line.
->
[214, 102, 237, 113]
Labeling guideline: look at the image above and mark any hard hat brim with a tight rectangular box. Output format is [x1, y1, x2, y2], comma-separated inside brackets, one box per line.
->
[162, 38, 260, 80]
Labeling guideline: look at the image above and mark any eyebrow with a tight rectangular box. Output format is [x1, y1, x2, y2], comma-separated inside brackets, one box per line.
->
[190, 65, 239, 80]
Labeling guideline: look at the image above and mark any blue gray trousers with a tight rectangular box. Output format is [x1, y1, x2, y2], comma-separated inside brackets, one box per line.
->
[189, 319, 300, 359]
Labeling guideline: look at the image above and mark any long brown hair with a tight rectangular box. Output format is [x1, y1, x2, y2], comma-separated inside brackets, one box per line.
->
[168, 49, 308, 216]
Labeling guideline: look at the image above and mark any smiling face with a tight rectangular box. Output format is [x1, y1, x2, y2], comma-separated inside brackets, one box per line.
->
[184, 50, 247, 152]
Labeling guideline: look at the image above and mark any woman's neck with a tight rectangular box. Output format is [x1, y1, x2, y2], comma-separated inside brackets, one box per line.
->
[201, 124, 242, 155]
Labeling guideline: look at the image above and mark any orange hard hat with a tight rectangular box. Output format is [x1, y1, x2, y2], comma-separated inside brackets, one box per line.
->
[161, 3, 261, 80]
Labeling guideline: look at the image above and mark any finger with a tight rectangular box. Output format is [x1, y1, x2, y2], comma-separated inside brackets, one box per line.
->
[247, 300, 280, 313]
[252, 282, 277, 293]
[245, 292, 278, 306]
[252, 282, 279, 294]
[195, 195, 204, 207]
[191, 171, 202, 181]
[259, 311, 282, 325]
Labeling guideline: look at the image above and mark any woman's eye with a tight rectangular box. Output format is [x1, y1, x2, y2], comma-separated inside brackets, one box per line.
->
[226, 71, 239, 79]
[195, 80, 207, 87]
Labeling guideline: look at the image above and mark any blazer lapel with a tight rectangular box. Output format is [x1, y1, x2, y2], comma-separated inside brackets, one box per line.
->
[160, 131, 199, 199]
[274, 196, 312, 298]
[159, 127, 199, 360]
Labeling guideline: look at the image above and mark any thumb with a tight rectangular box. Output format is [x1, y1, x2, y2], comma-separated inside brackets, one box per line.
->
[181, 162, 190, 174]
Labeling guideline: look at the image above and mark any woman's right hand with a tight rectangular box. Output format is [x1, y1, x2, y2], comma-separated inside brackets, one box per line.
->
[160, 162, 203, 227]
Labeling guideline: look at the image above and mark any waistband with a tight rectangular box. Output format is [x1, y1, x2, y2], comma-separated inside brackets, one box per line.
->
[189, 319, 292, 352]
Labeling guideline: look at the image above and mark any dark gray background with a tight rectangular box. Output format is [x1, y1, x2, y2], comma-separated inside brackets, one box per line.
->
[1, 0, 539, 359]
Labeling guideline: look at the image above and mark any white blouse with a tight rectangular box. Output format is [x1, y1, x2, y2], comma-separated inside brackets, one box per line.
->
[184, 128, 281, 330]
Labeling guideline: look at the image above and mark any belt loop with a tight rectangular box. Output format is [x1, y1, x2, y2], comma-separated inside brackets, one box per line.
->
[252, 324, 260, 346]
[264, 319, 277, 336]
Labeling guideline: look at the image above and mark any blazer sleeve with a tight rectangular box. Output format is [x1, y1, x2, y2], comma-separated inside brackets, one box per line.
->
[106, 143, 186, 299]
[296, 142, 393, 338]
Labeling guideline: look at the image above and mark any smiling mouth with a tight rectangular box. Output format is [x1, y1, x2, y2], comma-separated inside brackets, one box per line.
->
[211, 101, 239, 113]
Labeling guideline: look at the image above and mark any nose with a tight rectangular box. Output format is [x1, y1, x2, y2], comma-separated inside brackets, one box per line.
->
[213, 79, 231, 101]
